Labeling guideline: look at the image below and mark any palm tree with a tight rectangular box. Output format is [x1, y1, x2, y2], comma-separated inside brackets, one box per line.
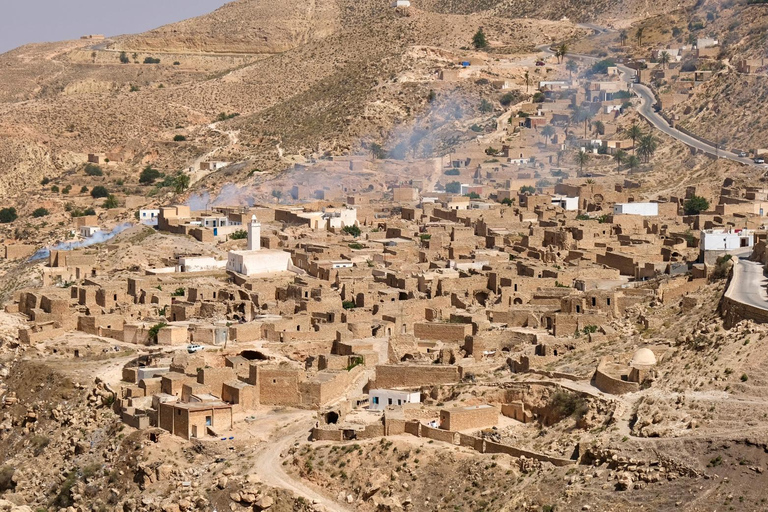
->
[613, 149, 627, 172]
[541, 124, 555, 146]
[524, 70, 530, 93]
[619, 30, 628, 46]
[556, 43, 568, 64]
[174, 173, 191, 194]
[593, 120, 605, 136]
[637, 134, 658, 162]
[626, 123, 643, 154]
[575, 150, 590, 176]
[566, 59, 578, 80]
[659, 51, 671, 69]
[626, 154, 640, 173]
[582, 109, 594, 139]
[635, 27, 645, 46]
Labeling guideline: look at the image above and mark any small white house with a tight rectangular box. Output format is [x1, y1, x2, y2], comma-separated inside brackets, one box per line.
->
[369, 389, 420, 411]
[613, 202, 659, 216]
[80, 225, 101, 238]
[391, 0, 410, 6]
[700, 229, 753, 252]
[139, 209, 160, 225]
[552, 195, 579, 211]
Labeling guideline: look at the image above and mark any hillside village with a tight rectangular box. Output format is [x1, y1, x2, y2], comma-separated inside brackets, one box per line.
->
[1, 0, 768, 511]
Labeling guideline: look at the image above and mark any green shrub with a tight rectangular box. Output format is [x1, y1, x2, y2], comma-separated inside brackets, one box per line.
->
[103, 195, 119, 209]
[32, 208, 49, 218]
[0, 465, 15, 492]
[348, 243, 364, 250]
[445, 181, 461, 194]
[173, 135, 187, 142]
[342, 225, 361, 237]
[143, 57, 160, 64]
[171, 288, 185, 297]
[119, 52, 130, 64]
[549, 391, 587, 419]
[342, 300, 356, 310]
[444, 168, 460, 176]
[90, 186, 109, 198]
[84, 164, 103, 176]
[139, 166, 163, 185]
[148, 323, 167, 343]
[230, 230, 248, 240]
[0, 208, 17, 223]
[520, 185, 535, 194]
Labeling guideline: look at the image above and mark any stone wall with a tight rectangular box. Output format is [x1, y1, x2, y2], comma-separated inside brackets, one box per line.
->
[593, 358, 639, 395]
[371, 364, 461, 389]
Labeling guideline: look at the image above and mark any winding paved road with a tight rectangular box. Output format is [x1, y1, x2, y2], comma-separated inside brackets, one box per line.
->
[725, 257, 768, 310]
[537, 39, 758, 167]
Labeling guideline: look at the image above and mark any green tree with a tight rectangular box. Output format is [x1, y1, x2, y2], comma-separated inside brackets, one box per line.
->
[472, 28, 488, 49]
[90, 186, 109, 198]
[173, 134, 187, 142]
[575, 150, 590, 175]
[540, 124, 555, 146]
[613, 149, 627, 172]
[626, 154, 640, 172]
[659, 51, 671, 69]
[593, 120, 605, 136]
[230, 230, 248, 240]
[119, 52, 129, 64]
[445, 182, 461, 194]
[619, 30, 628, 46]
[637, 134, 658, 162]
[32, 207, 49, 218]
[500, 92, 516, 106]
[520, 185, 536, 194]
[626, 123, 643, 154]
[173, 173, 190, 194]
[370, 143, 387, 160]
[636, 26, 645, 46]
[103, 195, 119, 209]
[139, 166, 163, 184]
[684, 195, 709, 215]
[479, 99, 493, 113]
[555, 43, 569, 64]
[566, 59, 579, 80]
[0, 208, 17, 223]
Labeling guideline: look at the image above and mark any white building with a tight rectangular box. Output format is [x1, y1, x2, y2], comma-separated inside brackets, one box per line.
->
[391, 0, 410, 7]
[700, 229, 753, 252]
[177, 256, 227, 273]
[613, 202, 659, 216]
[696, 37, 719, 49]
[80, 225, 100, 237]
[226, 216, 293, 276]
[369, 389, 420, 411]
[551, 195, 579, 211]
[139, 209, 160, 225]
[323, 207, 358, 230]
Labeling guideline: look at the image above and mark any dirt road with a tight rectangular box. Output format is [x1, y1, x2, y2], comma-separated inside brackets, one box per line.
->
[252, 415, 354, 512]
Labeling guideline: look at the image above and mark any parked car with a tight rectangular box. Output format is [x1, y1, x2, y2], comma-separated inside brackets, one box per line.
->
[754, 157, 766, 164]
[535, 60, 545, 66]
[187, 344, 204, 354]
[738, 151, 748, 158]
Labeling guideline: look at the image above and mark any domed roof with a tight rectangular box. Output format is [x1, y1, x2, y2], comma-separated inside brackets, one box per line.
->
[631, 348, 657, 368]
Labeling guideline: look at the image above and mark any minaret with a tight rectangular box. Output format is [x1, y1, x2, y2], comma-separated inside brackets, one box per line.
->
[247, 215, 261, 251]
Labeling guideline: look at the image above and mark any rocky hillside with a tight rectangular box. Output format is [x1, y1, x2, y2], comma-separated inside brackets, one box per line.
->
[118, 0, 341, 54]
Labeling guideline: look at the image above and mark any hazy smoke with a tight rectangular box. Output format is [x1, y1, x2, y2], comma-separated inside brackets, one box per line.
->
[186, 184, 256, 211]
[29, 222, 134, 262]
